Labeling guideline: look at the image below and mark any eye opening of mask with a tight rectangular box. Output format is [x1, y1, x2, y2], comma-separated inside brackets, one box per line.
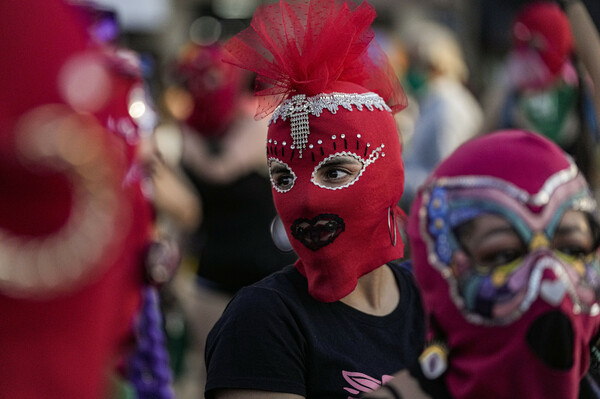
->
[452, 212, 527, 271]
[311, 152, 365, 190]
[550, 208, 600, 260]
[586, 213, 600, 252]
[268, 158, 296, 193]
[453, 209, 600, 271]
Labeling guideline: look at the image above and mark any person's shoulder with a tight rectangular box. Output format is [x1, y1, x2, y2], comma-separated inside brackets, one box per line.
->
[226, 264, 307, 310]
[388, 259, 423, 310]
[208, 265, 309, 343]
[247, 264, 303, 293]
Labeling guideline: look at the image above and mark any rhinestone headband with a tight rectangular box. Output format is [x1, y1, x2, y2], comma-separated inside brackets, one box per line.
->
[269, 92, 391, 159]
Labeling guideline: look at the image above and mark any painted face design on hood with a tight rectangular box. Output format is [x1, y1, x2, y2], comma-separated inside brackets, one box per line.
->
[409, 130, 600, 399]
[421, 165, 600, 325]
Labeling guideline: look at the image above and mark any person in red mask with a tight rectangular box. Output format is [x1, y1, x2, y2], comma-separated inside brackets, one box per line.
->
[203, 1, 426, 398]
[482, 1, 599, 190]
[164, 39, 300, 395]
[0, 1, 174, 398]
[170, 41, 297, 292]
[363, 129, 600, 399]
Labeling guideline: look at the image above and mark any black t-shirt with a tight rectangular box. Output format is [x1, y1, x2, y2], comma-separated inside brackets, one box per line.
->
[205, 261, 426, 399]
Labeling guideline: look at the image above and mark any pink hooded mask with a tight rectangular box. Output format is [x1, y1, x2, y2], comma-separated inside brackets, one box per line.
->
[408, 130, 600, 398]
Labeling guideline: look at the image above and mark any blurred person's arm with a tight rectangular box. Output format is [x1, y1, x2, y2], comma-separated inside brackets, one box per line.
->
[561, 0, 600, 120]
[138, 135, 202, 233]
[151, 158, 202, 232]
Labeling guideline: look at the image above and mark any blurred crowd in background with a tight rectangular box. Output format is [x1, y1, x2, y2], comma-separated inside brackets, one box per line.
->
[2, 0, 600, 398]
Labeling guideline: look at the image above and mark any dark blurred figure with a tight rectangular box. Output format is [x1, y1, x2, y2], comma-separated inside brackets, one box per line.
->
[560, 0, 600, 132]
[162, 41, 297, 396]
[0, 1, 175, 398]
[168, 42, 297, 294]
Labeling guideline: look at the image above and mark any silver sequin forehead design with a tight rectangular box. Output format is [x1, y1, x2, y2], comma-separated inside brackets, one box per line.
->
[269, 92, 391, 159]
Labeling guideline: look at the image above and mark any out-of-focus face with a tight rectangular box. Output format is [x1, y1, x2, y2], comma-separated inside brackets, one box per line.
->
[506, 48, 554, 90]
[421, 171, 600, 324]
[453, 209, 599, 321]
[175, 44, 245, 137]
[458, 211, 596, 273]
[408, 130, 600, 399]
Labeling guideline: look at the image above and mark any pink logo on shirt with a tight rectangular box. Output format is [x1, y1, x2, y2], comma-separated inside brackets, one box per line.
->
[342, 370, 394, 398]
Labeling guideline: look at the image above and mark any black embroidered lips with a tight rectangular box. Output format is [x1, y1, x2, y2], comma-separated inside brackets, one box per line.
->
[291, 214, 345, 251]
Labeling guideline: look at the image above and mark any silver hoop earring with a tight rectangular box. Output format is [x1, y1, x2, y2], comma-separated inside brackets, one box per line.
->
[388, 207, 397, 247]
[270, 214, 294, 252]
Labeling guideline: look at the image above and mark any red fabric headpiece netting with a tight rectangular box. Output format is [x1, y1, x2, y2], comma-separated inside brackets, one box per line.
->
[224, 0, 406, 119]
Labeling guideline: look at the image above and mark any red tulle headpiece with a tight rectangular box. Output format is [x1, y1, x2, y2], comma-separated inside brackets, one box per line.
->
[224, 0, 406, 118]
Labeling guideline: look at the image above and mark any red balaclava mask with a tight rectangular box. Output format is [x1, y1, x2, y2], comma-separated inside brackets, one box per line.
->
[176, 43, 246, 138]
[224, 0, 407, 302]
[408, 130, 600, 398]
[0, 0, 137, 297]
[508, 1, 574, 90]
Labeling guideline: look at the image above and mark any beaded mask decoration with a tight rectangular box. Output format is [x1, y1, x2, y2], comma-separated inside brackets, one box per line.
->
[0, 106, 130, 298]
[419, 161, 600, 325]
[408, 130, 600, 399]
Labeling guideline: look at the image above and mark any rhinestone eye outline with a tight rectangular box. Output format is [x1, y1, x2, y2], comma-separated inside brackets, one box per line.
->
[268, 157, 297, 193]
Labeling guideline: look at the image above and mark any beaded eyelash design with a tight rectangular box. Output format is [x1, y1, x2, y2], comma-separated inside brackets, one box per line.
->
[268, 138, 385, 193]
[267, 132, 379, 163]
